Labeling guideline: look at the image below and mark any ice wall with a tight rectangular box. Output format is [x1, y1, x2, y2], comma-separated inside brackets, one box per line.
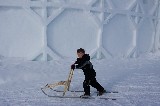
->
[0, 0, 159, 60]
[0, 7, 43, 60]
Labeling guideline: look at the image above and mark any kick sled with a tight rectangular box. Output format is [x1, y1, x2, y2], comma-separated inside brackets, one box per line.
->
[41, 69, 119, 100]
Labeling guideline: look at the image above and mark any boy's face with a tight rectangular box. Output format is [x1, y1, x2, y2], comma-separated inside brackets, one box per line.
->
[77, 52, 84, 58]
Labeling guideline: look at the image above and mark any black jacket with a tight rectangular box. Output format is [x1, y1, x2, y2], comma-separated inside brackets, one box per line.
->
[75, 54, 96, 80]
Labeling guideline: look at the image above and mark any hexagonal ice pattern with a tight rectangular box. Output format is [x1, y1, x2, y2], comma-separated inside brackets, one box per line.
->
[0, 0, 159, 60]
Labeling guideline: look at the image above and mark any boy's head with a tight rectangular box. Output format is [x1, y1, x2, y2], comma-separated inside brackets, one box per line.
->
[77, 48, 85, 58]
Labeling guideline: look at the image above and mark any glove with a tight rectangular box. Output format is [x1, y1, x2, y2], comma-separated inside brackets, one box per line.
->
[71, 64, 75, 70]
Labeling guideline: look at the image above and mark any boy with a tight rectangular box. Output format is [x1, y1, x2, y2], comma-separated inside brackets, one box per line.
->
[71, 48, 106, 97]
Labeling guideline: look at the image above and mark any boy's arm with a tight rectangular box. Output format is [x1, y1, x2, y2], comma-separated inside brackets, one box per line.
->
[71, 54, 90, 70]
[75, 54, 90, 69]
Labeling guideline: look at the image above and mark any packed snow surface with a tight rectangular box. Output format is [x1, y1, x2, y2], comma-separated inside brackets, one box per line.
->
[0, 52, 160, 106]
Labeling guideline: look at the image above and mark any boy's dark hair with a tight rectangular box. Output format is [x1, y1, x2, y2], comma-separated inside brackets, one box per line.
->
[77, 48, 85, 53]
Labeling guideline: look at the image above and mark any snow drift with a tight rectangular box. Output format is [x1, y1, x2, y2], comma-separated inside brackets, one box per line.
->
[0, 53, 160, 106]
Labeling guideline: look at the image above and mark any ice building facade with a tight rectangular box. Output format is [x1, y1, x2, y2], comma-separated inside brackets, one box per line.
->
[0, 0, 160, 60]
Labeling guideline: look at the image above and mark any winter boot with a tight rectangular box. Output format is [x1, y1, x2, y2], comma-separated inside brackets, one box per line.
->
[80, 93, 90, 98]
[97, 90, 106, 96]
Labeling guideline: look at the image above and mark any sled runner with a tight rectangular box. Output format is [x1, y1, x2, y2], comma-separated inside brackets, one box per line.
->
[52, 90, 118, 94]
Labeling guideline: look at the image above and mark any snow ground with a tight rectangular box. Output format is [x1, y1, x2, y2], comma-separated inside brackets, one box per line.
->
[0, 52, 160, 106]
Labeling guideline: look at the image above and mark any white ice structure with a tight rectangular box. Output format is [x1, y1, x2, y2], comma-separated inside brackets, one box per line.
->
[0, 0, 160, 61]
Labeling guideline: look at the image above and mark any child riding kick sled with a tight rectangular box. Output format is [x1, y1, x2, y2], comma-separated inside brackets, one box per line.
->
[71, 48, 106, 97]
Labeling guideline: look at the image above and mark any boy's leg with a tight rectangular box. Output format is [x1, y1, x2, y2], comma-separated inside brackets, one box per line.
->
[83, 80, 90, 95]
[90, 78, 104, 92]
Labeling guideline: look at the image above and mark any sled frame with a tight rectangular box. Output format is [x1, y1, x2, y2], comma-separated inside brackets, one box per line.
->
[42, 69, 74, 96]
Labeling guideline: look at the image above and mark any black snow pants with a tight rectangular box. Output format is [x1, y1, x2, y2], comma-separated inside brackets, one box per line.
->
[83, 78, 104, 95]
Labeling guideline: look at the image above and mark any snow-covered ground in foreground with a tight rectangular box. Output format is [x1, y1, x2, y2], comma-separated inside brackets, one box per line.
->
[0, 52, 160, 106]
